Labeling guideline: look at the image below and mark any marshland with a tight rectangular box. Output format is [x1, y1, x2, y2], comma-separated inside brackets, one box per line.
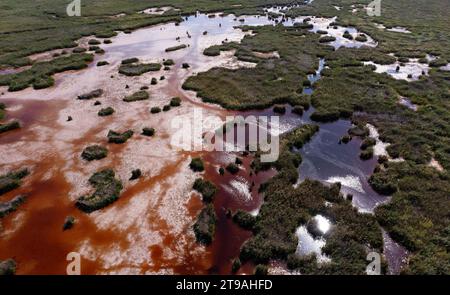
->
[0, 0, 449, 275]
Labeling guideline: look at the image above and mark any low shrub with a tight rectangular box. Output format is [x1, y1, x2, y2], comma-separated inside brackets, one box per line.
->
[121, 57, 139, 64]
[193, 204, 217, 245]
[119, 63, 161, 76]
[77, 89, 103, 100]
[170, 97, 181, 107]
[81, 145, 108, 161]
[97, 61, 109, 66]
[142, 127, 155, 137]
[63, 216, 75, 231]
[0, 168, 29, 196]
[107, 130, 133, 144]
[150, 106, 161, 113]
[129, 169, 142, 180]
[189, 158, 204, 172]
[226, 163, 240, 174]
[193, 178, 217, 203]
[98, 107, 114, 116]
[165, 44, 187, 52]
[76, 169, 123, 213]
[0, 120, 20, 134]
[232, 210, 256, 230]
[163, 59, 175, 66]
[123, 90, 149, 102]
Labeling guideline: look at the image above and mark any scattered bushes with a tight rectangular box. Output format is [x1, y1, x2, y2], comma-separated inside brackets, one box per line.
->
[76, 169, 123, 213]
[81, 145, 108, 161]
[107, 130, 133, 144]
[182, 63, 190, 69]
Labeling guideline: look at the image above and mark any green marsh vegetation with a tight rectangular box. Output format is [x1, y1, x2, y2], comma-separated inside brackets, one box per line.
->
[77, 89, 103, 100]
[187, 0, 450, 274]
[165, 44, 187, 52]
[0, 120, 20, 134]
[123, 90, 149, 102]
[98, 106, 115, 116]
[81, 145, 108, 161]
[76, 169, 123, 213]
[107, 130, 133, 144]
[119, 62, 161, 76]
[0, 169, 29, 196]
[240, 125, 383, 274]
[0, 53, 93, 91]
[193, 204, 217, 245]
[0, 0, 296, 83]
[0, 195, 26, 218]
[183, 24, 330, 110]
[193, 178, 217, 203]
[189, 157, 205, 172]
